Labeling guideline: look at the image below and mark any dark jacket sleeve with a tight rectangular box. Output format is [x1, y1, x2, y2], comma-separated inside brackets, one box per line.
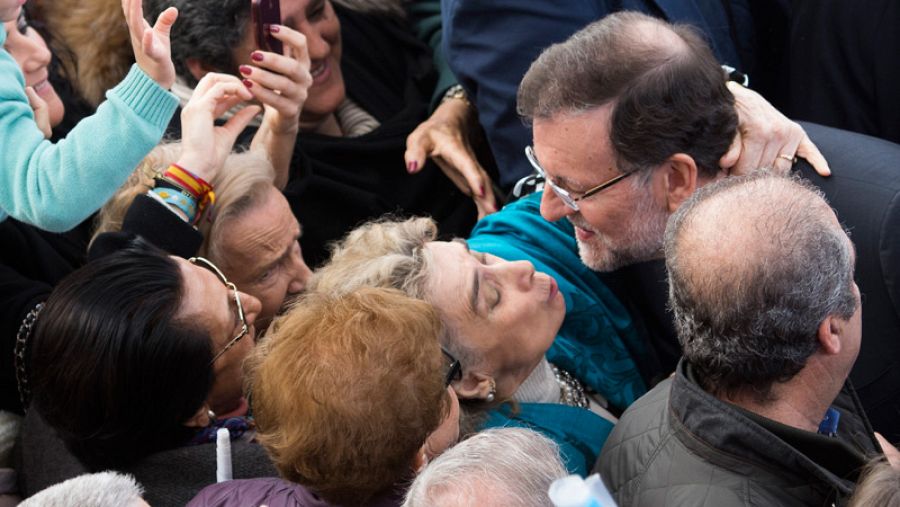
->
[408, 0, 457, 109]
[89, 194, 203, 260]
[0, 265, 51, 414]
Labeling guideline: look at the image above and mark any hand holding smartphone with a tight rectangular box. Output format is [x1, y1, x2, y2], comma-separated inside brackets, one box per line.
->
[251, 0, 283, 55]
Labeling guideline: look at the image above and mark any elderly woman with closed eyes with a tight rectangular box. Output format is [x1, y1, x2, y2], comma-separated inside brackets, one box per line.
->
[311, 191, 651, 474]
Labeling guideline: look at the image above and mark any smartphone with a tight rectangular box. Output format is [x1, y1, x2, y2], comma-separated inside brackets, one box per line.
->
[251, 0, 283, 55]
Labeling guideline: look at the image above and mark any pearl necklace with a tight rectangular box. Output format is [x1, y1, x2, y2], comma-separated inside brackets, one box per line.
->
[550, 364, 589, 409]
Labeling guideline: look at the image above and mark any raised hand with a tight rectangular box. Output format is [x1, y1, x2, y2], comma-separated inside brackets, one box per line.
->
[240, 24, 311, 134]
[242, 24, 312, 188]
[176, 73, 261, 181]
[25, 86, 51, 139]
[122, 0, 178, 89]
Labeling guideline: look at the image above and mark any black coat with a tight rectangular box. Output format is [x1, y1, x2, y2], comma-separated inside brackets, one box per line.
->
[16, 409, 276, 507]
[0, 219, 90, 413]
[797, 122, 900, 442]
[786, 1, 900, 144]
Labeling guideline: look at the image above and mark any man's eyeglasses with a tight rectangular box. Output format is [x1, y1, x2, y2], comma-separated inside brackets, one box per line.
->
[442, 347, 462, 387]
[189, 257, 249, 365]
[525, 146, 632, 212]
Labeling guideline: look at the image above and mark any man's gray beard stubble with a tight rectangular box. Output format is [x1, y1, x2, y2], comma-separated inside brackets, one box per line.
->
[570, 188, 668, 272]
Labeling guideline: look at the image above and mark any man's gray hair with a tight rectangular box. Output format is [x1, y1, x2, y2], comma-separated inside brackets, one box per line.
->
[402, 428, 567, 507]
[665, 171, 858, 400]
[20, 472, 145, 507]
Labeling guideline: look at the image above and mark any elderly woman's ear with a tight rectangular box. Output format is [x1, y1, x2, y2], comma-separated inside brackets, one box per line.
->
[452, 371, 496, 402]
[183, 404, 213, 428]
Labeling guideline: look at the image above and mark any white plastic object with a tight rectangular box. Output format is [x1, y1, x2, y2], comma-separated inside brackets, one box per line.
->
[216, 427, 233, 483]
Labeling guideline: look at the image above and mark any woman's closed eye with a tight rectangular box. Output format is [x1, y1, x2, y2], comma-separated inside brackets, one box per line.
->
[474, 253, 501, 310]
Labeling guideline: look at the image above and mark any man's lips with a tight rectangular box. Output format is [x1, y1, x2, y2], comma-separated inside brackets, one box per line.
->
[575, 226, 596, 240]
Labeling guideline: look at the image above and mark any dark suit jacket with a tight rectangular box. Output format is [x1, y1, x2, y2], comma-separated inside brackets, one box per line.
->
[787, 1, 900, 144]
[798, 122, 900, 441]
[442, 0, 753, 188]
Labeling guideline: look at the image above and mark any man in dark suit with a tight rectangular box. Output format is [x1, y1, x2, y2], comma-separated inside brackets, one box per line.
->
[519, 12, 900, 440]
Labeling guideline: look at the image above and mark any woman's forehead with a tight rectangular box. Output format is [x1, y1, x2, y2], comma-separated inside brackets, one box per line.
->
[174, 258, 233, 331]
[424, 242, 481, 325]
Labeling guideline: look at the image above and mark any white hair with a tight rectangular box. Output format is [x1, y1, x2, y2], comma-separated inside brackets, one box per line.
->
[403, 428, 567, 507]
[20, 472, 145, 507]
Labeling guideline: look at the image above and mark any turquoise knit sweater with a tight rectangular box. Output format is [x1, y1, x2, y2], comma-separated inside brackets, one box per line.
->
[0, 26, 178, 232]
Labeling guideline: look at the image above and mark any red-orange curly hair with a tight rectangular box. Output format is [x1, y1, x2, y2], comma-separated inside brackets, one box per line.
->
[251, 287, 448, 506]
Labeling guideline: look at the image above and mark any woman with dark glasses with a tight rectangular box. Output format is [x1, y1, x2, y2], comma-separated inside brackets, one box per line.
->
[17, 237, 278, 505]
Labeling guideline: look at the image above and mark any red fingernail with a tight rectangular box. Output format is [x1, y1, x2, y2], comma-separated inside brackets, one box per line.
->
[242, 79, 253, 89]
[268, 24, 280, 33]
[251, 52, 264, 62]
[479, 184, 486, 198]
[408, 161, 418, 172]
[239, 65, 252, 76]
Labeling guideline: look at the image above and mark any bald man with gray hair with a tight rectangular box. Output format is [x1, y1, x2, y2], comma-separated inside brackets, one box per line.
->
[403, 428, 566, 507]
[596, 171, 891, 507]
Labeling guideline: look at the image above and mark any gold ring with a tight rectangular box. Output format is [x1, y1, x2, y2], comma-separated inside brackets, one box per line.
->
[777, 153, 798, 164]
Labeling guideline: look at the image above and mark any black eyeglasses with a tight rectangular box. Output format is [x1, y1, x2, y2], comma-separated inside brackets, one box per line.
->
[442, 347, 462, 387]
[189, 257, 249, 365]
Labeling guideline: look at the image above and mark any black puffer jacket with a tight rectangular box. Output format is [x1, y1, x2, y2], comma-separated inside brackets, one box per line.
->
[596, 361, 882, 507]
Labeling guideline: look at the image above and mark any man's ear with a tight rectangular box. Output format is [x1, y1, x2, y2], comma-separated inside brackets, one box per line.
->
[817, 315, 842, 356]
[411, 446, 428, 474]
[185, 58, 216, 83]
[661, 153, 699, 212]
[452, 370, 495, 401]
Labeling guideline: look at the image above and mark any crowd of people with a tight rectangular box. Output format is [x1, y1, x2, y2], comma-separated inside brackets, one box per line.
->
[1, 0, 899, 506]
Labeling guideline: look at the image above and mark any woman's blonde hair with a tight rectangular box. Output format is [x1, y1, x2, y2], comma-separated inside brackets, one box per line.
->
[252, 287, 448, 506]
[311, 216, 437, 298]
[92, 144, 275, 259]
[311, 217, 479, 372]
[848, 458, 900, 507]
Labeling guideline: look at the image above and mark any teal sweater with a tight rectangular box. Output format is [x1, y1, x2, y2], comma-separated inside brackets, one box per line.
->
[0, 27, 178, 232]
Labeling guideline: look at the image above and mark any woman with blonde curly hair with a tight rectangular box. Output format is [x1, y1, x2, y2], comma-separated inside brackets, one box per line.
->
[309, 191, 651, 475]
